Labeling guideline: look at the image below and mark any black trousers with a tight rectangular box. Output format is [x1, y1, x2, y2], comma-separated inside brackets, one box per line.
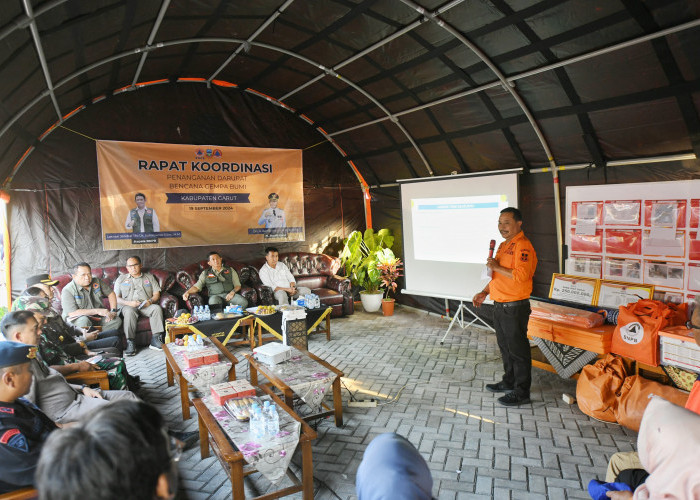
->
[493, 301, 532, 397]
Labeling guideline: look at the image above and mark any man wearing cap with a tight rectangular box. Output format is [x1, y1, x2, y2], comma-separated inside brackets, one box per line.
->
[0, 311, 137, 424]
[114, 256, 165, 352]
[182, 251, 248, 308]
[125, 192, 160, 233]
[257, 192, 287, 238]
[0, 341, 59, 494]
[60, 262, 123, 335]
[16, 280, 122, 356]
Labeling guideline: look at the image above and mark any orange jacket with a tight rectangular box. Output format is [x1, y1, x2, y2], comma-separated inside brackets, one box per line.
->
[489, 231, 537, 302]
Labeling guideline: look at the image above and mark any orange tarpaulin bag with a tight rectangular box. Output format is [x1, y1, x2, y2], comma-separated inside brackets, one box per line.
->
[685, 379, 700, 415]
[614, 375, 689, 431]
[576, 354, 627, 422]
[611, 300, 673, 366]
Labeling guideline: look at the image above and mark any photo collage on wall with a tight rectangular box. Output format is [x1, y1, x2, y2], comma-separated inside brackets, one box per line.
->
[566, 198, 700, 303]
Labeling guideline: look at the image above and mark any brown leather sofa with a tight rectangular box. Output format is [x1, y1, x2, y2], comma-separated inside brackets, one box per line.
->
[52, 267, 178, 346]
[249, 252, 353, 318]
[175, 259, 259, 310]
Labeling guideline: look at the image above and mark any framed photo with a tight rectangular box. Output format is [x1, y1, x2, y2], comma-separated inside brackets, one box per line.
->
[596, 280, 654, 308]
[549, 274, 599, 305]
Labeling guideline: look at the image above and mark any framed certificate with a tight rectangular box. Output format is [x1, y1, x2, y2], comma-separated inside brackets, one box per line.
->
[596, 280, 654, 308]
[548, 274, 599, 305]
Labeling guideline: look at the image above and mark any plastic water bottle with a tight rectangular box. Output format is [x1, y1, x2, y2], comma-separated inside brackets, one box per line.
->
[249, 403, 263, 439]
[204, 305, 210, 320]
[267, 403, 279, 436]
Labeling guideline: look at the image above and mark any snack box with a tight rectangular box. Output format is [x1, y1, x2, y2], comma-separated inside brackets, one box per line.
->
[211, 380, 256, 406]
[183, 348, 219, 368]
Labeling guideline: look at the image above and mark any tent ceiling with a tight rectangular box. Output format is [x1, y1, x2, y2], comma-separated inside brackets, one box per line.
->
[2, 0, 700, 187]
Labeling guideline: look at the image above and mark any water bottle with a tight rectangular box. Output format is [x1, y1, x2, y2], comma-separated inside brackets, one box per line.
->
[267, 403, 280, 436]
[262, 401, 272, 437]
[204, 305, 210, 320]
[193, 305, 200, 318]
[249, 403, 262, 439]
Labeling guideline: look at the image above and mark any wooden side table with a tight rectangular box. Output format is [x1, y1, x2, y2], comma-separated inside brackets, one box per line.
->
[164, 337, 238, 420]
[246, 350, 344, 427]
[193, 384, 316, 499]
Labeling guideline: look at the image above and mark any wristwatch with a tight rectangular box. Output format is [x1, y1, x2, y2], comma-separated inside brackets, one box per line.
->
[110, 308, 117, 313]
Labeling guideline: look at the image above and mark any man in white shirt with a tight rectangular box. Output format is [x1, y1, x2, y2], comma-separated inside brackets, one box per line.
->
[125, 193, 160, 233]
[258, 247, 311, 305]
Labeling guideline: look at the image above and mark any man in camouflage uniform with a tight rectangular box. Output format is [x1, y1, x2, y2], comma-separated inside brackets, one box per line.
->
[182, 251, 248, 309]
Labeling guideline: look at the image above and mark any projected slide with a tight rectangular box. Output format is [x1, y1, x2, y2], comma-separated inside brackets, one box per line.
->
[400, 171, 519, 300]
[412, 194, 509, 263]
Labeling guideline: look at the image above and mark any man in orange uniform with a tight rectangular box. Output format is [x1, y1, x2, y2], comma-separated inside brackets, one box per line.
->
[472, 207, 537, 406]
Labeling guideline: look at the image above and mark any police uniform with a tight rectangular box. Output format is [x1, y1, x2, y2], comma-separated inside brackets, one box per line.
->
[60, 277, 123, 332]
[258, 193, 287, 238]
[0, 342, 58, 494]
[125, 206, 160, 233]
[114, 272, 164, 341]
[193, 266, 248, 308]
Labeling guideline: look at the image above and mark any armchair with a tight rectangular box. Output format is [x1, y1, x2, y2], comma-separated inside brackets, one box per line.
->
[175, 259, 258, 311]
[52, 267, 178, 346]
[249, 252, 353, 317]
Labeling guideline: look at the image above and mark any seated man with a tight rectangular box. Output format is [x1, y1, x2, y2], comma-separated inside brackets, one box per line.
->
[114, 256, 165, 352]
[0, 311, 137, 424]
[24, 296, 135, 392]
[36, 399, 177, 500]
[14, 288, 122, 358]
[60, 263, 123, 334]
[259, 246, 311, 305]
[182, 250, 248, 308]
[0, 341, 59, 494]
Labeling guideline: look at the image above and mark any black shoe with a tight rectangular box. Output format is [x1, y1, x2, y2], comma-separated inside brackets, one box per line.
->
[485, 381, 514, 393]
[497, 392, 531, 407]
[149, 334, 164, 351]
[169, 430, 199, 450]
[125, 340, 137, 356]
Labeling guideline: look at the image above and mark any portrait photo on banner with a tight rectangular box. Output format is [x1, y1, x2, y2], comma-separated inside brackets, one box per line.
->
[96, 140, 305, 250]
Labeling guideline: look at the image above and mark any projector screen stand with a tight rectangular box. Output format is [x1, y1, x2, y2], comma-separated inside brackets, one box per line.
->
[440, 301, 494, 344]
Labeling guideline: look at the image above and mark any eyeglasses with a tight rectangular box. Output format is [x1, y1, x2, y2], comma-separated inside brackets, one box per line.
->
[169, 437, 184, 463]
[686, 320, 700, 330]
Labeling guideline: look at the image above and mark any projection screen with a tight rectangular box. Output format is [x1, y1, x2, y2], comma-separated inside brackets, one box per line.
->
[400, 170, 520, 302]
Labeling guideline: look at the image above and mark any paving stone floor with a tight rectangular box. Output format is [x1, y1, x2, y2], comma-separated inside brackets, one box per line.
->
[125, 305, 637, 499]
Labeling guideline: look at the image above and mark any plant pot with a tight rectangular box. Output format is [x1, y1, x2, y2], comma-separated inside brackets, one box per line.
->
[360, 291, 383, 312]
[381, 298, 395, 316]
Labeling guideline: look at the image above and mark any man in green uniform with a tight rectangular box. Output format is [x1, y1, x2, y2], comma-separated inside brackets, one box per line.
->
[114, 256, 165, 353]
[182, 251, 248, 309]
[60, 263, 122, 337]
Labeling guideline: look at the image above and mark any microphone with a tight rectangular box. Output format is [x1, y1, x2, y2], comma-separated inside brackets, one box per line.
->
[488, 239, 496, 259]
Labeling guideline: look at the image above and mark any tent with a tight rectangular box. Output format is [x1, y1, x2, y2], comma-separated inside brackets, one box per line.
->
[2, 0, 700, 314]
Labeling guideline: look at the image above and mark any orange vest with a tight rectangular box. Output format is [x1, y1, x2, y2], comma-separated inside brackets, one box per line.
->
[489, 231, 537, 303]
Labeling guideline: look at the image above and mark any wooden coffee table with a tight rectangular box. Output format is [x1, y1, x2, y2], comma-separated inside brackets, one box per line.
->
[164, 336, 238, 420]
[193, 384, 316, 499]
[246, 349, 344, 427]
[165, 315, 256, 348]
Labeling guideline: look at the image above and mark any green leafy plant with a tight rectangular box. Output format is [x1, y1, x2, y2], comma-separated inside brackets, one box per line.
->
[375, 248, 403, 300]
[339, 228, 394, 294]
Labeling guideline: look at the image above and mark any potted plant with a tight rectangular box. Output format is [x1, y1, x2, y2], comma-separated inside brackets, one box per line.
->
[339, 228, 394, 313]
[376, 248, 403, 316]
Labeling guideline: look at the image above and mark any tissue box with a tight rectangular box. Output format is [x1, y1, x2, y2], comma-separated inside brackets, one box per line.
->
[211, 380, 256, 405]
